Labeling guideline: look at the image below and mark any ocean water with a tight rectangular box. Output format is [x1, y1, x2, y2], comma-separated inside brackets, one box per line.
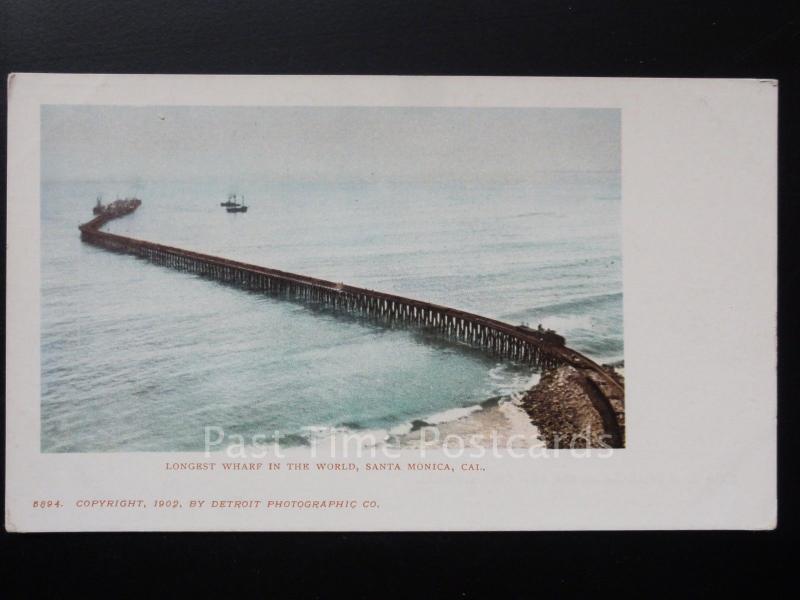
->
[40, 175, 622, 452]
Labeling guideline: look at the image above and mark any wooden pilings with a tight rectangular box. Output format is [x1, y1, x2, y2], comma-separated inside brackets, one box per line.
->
[79, 226, 569, 370]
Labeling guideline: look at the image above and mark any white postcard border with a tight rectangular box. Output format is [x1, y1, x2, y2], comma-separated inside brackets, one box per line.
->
[6, 75, 777, 531]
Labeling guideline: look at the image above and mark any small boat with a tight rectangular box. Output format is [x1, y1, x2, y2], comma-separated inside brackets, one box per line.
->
[226, 195, 248, 213]
[220, 193, 241, 208]
[93, 195, 104, 215]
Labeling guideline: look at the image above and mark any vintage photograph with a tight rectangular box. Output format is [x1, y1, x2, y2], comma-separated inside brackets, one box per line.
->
[40, 105, 624, 453]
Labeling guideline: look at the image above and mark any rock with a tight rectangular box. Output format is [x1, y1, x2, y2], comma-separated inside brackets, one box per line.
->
[521, 365, 624, 448]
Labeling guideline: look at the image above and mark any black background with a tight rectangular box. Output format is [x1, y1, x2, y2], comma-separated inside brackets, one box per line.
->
[1, 0, 796, 595]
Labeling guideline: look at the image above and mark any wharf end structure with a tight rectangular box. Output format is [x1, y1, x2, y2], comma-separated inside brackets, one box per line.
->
[80, 201, 625, 447]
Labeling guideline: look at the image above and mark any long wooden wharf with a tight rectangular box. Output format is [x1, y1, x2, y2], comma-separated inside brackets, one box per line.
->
[80, 201, 625, 445]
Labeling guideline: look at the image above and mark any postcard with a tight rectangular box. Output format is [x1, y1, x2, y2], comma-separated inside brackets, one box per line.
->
[5, 74, 776, 531]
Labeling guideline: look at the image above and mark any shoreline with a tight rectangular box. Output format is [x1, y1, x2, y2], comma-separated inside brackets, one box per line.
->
[387, 392, 545, 449]
[387, 360, 625, 450]
[297, 362, 625, 451]
[294, 391, 546, 451]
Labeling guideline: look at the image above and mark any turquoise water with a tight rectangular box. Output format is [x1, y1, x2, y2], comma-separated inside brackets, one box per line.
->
[40, 176, 622, 451]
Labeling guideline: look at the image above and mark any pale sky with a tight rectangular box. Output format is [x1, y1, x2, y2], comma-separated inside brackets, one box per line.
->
[42, 105, 619, 184]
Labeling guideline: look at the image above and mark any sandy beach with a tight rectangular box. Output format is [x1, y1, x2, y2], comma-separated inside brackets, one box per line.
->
[387, 394, 546, 449]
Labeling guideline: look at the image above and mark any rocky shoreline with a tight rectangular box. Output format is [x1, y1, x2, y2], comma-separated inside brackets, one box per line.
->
[386, 364, 625, 450]
[520, 364, 625, 449]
